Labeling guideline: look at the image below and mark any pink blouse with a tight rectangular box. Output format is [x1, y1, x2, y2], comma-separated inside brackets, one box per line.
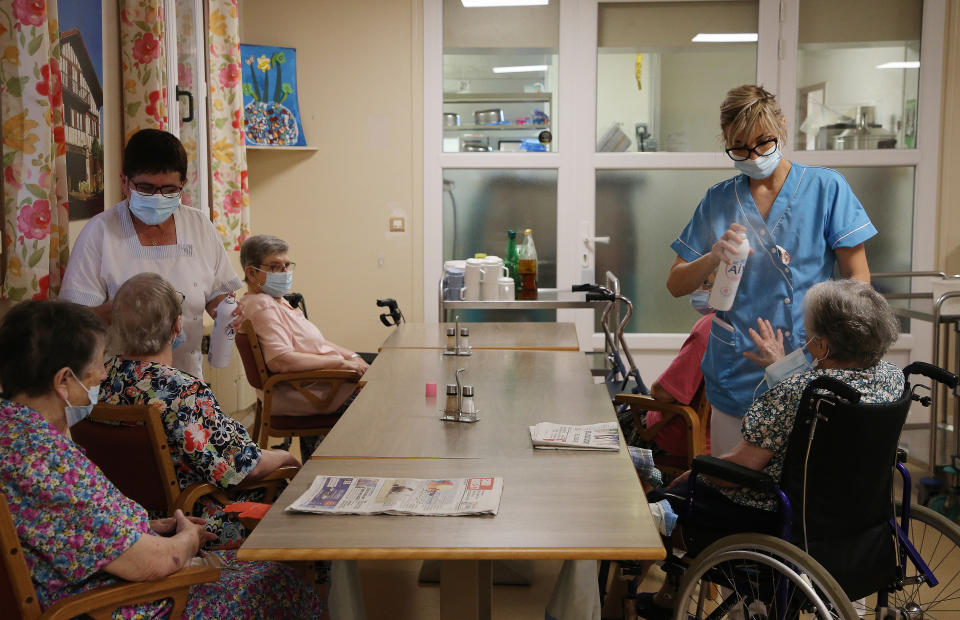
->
[240, 293, 342, 366]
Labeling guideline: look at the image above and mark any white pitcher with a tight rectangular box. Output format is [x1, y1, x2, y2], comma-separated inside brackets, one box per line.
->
[481, 256, 508, 301]
[464, 258, 484, 301]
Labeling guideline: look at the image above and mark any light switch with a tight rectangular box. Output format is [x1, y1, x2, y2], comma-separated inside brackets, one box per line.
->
[389, 217, 405, 232]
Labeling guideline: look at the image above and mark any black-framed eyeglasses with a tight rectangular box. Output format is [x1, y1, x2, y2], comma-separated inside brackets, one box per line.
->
[174, 291, 186, 307]
[130, 181, 184, 199]
[725, 137, 778, 162]
[258, 262, 296, 274]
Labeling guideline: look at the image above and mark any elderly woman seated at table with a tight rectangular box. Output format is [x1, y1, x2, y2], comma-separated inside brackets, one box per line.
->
[99, 272, 300, 549]
[238, 234, 368, 459]
[0, 300, 323, 618]
[636, 279, 903, 619]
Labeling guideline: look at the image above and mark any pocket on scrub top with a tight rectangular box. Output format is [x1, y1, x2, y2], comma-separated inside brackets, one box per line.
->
[705, 316, 739, 387]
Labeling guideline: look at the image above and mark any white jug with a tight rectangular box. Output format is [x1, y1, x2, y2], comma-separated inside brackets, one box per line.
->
[481, 256, 508, 301]
[464, 258, 484, 301]
[498, 277, 515, 300]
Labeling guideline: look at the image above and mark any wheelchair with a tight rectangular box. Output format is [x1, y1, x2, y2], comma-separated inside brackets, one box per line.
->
[645, 361, 960, 620]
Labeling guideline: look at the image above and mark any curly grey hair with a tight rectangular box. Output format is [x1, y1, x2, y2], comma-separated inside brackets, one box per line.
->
[804, 279, 899, 367]
[112, 272, 181, 356]
[240, 234, 289, 283]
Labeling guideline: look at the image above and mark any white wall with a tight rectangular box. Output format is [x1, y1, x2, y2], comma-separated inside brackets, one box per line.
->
[596, 52, 656, 150]
[797, 45, 916, 137]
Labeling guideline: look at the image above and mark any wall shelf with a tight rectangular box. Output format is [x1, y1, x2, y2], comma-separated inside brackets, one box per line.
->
[443, 92, 552, 104]
[446, 123, 550, 132]
[245, 145, 319, 151]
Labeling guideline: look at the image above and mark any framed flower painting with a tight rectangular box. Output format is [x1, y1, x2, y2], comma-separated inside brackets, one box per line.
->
[239, 44, 307, 147]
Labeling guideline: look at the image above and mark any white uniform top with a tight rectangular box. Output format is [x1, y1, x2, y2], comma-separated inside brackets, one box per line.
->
[60, 201, 243, 380]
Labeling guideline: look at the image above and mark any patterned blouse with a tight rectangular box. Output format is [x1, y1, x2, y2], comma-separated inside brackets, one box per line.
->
[714, 360, 904, 511]
[0, 400, 323, 619]
[100, 357, 263, 548]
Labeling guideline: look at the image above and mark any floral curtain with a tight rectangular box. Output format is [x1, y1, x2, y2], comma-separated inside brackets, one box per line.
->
[119, 0, 167, 141]
[174, 0, 199, 208]
[0, 0, 70, 301]
[208, 0, 250, 250]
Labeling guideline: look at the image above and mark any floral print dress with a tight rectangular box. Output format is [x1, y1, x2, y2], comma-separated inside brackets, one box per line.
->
[711, 360, 905, 510]
[100, 357, 267, 549]
[0, 400, 322, 619]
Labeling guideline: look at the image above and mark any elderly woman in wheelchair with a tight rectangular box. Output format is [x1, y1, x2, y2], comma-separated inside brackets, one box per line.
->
[635, 279, 960, 620]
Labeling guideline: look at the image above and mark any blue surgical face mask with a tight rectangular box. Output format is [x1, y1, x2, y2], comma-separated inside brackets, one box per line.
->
[734, 145, 782, 180]
[690, 290, 713, 315]
[64, 369, 99, 427]
[259, 270, 293, 298]
[128, 190, 180, 226]
[764, 337, 820, 388]
[172, 324, 186, 350]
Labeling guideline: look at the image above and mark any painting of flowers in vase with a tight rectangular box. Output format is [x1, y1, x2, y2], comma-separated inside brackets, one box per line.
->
[240, 44, 307, 147]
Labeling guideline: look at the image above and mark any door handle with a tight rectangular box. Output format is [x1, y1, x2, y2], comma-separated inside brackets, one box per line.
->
[176, 87, 194, 123]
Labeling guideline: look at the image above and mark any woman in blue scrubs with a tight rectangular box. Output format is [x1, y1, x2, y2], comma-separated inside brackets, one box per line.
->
[667, 84, 875, 455]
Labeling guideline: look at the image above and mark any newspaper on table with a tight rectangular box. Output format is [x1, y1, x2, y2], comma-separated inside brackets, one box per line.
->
[286, 475, 503, 516]
[528, 421, 620, 451]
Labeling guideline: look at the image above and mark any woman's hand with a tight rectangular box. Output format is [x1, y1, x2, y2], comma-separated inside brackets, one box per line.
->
[709, 223, 749, 266]
[346, 358, 369, 376]
[174, 509, 216, 547]
[667, 470, 691, 489]
[743, 318, 785, 368]
[150, 514, 207, 536]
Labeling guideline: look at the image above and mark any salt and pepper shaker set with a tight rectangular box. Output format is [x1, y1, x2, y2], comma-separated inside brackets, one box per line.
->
[444, 316, 471, 356]
[440, 368, 479, 423]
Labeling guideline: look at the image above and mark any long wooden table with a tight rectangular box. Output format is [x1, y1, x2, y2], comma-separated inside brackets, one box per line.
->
[238, 326, 663, 618]
[360, 347, 592, 387]
[379, 322, 580, 351]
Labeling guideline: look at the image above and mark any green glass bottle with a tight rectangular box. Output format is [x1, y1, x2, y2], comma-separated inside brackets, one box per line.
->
[505, 229, 519, 298]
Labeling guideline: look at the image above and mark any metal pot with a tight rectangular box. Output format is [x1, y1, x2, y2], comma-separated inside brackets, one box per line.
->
[474, 109, 504, 125]
[443, 112, 461, 127]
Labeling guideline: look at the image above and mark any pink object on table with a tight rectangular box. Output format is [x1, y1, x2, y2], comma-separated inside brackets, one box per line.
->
[425, 382, 437, 397]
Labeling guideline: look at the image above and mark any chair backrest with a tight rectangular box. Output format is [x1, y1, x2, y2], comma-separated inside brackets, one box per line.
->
[781, 375, 909, 599]
[235, 319, 268, 391]
[0, 493, 41, 619]
[70, 404, 180, 516]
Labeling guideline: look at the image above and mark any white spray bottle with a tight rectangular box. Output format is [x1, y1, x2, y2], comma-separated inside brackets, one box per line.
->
[708, 233, 750, 312]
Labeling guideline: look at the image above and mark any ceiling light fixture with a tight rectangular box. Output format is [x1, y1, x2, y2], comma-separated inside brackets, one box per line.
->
[462, 0, 548, 7]
[876, 61, 920, 69]
[691, 33, 758, 43]
[492, 65, 548, 73]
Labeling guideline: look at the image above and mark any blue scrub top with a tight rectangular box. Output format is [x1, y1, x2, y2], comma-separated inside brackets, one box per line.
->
[670, 163, 877, 417]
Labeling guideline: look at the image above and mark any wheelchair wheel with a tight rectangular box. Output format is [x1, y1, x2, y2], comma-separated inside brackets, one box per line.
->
[675, 534, 857, 620]
[856, 502, 960, 619]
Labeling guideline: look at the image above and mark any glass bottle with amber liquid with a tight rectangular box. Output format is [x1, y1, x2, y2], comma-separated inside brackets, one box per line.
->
[518, 228, 538, 300]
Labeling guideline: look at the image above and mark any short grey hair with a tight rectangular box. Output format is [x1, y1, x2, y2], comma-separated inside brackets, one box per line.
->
[112, 273, 181, 356]
[240, 234, 288, 282]
[804, 279, 899, 367]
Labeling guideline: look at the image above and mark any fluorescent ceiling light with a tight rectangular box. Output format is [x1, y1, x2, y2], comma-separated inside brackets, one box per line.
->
[877, 61, 920, 69]
[461, 0, 548, 6]
[492, 64, 548, 73]
[691, 33, 758, 43]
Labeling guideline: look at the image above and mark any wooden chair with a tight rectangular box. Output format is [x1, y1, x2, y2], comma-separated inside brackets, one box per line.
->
[0, 492, 218, 620]
[235, 319, 361, 451]
[615, 382, 711, 477]
[71, 404, 297, 518]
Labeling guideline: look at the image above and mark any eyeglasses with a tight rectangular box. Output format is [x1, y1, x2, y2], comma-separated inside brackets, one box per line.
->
[174, 291, 186, 306]
[725, 137, 778, 162]
[257, 262, 296, 274]
[130, 181, 184, 199]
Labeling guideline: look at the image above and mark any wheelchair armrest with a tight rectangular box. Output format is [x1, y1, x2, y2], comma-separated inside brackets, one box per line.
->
[904, 361, 958, 389]
[692, 455, 777, 493]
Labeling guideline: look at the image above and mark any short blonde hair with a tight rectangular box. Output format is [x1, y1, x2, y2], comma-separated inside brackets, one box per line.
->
[112, 272, 182, 356]
[720, 84, 785, 147]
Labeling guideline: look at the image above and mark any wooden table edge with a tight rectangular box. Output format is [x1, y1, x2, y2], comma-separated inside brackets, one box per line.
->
[236, 546, 666, 562]
[308, 455, 485, 460]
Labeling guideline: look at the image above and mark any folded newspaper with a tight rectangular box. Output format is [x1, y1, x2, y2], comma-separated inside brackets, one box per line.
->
[529, 421, 620, 451]
[286, 475, 503, 516]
